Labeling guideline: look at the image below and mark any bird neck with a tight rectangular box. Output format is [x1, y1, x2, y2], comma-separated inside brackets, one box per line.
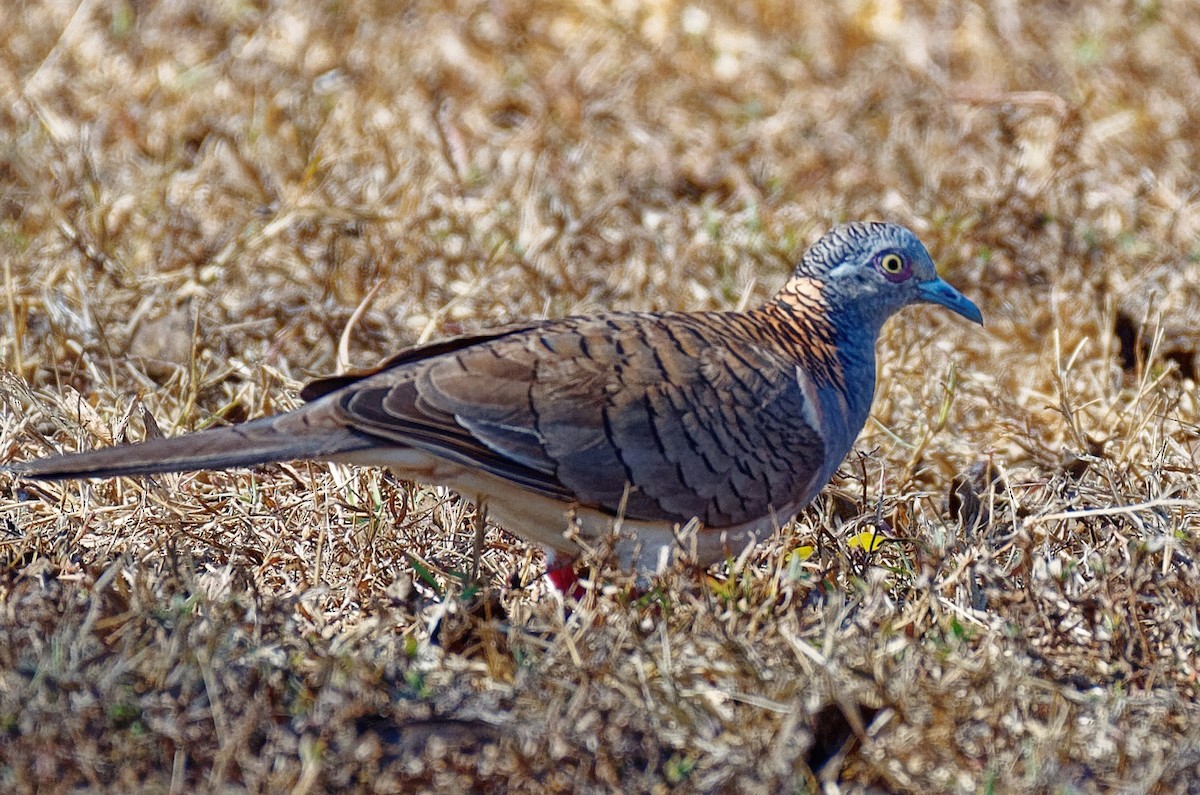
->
[760, 279, 879, 425]
[760, 278, 843, 384]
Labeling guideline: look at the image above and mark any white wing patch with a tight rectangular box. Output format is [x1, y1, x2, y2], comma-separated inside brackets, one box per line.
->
[793, 364, 826, 436]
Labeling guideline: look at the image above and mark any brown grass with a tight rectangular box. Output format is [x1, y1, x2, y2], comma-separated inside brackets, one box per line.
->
[2, 0, 1200, 791]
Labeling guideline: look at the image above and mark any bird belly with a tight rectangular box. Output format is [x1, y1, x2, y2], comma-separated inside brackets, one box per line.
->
[485, 497, 803, 573]
[333, 447, 802, 573]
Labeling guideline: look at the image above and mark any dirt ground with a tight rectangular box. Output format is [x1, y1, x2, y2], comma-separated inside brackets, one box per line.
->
[2, 1, 1199, 792]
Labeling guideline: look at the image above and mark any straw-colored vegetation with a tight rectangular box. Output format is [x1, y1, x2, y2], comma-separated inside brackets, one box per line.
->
[2, 1, 1199, 791]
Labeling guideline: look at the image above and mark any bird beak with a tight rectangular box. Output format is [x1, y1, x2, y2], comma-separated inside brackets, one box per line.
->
[917, 278, 984, 325]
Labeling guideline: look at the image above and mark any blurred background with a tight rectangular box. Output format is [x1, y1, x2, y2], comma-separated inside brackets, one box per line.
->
[1, 1, 1198, 791]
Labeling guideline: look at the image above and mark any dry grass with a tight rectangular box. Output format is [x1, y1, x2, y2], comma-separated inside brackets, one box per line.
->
[2, 0, 1200, 791]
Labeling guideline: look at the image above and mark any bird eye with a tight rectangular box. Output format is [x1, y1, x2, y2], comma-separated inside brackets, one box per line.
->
[875, 251, 911, 282]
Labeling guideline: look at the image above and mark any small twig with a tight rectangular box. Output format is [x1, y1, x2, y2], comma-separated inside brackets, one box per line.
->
[3, 257, 24, 379]
[1025, 497, 1195, 527]
[337, 281, 384, 374]
[470, 496, 487, 585]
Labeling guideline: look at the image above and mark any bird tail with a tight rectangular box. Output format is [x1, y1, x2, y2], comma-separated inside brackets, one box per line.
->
[6, 413, 376, 481]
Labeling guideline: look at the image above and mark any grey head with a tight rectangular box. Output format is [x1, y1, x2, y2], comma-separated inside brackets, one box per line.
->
[793, 222, 983, 335]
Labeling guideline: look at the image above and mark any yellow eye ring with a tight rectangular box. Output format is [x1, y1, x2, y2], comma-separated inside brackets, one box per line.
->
[880, 253, 905, 273]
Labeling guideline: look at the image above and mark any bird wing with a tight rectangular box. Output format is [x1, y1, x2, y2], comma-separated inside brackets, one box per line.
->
[323, 312, 829, 526]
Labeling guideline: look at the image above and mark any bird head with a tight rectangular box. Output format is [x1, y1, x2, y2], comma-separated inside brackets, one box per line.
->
[793, 222, 983, 334]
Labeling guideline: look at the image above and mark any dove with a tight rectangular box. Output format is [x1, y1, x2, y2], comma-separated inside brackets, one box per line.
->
[7, 222, 982, 575]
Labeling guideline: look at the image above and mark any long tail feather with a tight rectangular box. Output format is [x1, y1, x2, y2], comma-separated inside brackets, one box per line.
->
[6, 415, 377, 481]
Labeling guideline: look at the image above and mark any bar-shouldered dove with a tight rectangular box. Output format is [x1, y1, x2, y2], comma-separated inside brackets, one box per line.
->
[7, 222, 982, 573]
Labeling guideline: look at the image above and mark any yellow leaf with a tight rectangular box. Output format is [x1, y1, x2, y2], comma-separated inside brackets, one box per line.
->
[788, 545, 815, 564]
[847, 530, 887, 552]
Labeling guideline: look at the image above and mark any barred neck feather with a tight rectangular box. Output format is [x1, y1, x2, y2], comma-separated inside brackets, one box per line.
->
[757, 277, 844, 389]
[759, 274, 881, 427]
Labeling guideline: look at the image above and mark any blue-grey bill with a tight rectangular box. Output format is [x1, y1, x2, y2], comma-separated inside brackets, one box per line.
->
[919, 278, 984, 325]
